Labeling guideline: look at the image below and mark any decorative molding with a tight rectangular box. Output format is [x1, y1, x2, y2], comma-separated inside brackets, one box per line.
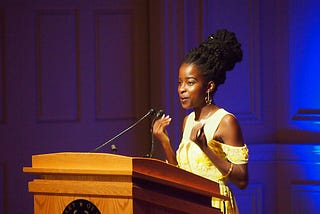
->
[233, 183, 263, 214]
[0, 9, 6, 124]
[239, 0, 262, 123]
[289, 0, 320, 125]
[248, 144, 320, 213]
[35, 9, 80, 122]
[292, 109, 320, 121]
[94, 9, 135, 120]
[276, 144, 320, 163]
[0, 163, 3, 214]
[248, 144, 320, 163]
[291, 183, 320, 214]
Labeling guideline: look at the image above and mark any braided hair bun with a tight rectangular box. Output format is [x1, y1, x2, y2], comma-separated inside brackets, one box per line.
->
[183, 29, 242, 89]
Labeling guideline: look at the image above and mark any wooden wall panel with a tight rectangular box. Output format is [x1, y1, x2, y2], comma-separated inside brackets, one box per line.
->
[0, 164, 3, 214]
[245, 144, 320, 214]
[291, 183, 320, 214]
[1, 0, 150, 213]
[94, 10, 134, 120]
[238, 144, 277, 214]
[0, 10, 5, 124]
[276, 145, 320, 214]
[276, 0, 320, 141]
[289, 0, 320, 121]
[36, 9, 80, 122]
[233, 183, 263, 214]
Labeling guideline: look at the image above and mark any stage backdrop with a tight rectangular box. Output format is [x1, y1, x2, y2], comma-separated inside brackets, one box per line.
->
[0, 0, 320, 213]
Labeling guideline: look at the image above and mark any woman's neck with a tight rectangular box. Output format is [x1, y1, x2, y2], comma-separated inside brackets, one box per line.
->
[193, 104, 219, 121]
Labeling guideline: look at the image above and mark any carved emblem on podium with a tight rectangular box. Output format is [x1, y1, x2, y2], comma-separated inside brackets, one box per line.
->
[62, 199, 101, 214]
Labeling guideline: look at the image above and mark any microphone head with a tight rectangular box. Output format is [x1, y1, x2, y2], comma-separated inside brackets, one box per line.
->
[156, 110, 165, 118]
[111, 144, 117, 153]
[149, 108, 156, 115]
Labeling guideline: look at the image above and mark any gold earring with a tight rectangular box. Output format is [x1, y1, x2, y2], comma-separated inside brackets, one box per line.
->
[205, 91, 212, 105]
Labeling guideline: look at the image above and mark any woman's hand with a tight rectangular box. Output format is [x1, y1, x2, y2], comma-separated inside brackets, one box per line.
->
[189, 120, 207, 149]
[152, 114, 172, 144]
[152, 114, 177, 165]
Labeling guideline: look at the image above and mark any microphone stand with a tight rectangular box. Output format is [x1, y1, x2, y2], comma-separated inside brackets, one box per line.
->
[91, 109, 156, 152]
[145, 110, 164, 158]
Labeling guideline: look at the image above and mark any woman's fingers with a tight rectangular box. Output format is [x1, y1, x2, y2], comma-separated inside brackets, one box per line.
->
[152, 114, 172, 143]
[190, 121, 205, 142]
[153, 114, 172, 134]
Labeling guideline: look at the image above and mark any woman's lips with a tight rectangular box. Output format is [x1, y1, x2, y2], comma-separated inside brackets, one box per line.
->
[180, 97, 188, 103]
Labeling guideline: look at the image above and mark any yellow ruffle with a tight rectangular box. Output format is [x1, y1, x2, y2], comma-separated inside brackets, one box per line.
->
[208, 139, 249, 164]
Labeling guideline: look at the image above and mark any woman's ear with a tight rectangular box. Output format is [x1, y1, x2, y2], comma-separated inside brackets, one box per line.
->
[207, 81, 215, 93]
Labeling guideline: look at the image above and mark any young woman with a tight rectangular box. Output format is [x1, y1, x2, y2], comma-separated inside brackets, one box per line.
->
[152, 29, 249, 214]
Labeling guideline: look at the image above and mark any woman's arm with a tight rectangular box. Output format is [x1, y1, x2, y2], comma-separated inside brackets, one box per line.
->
[191, 114, 248, 189]
[152, 114, 178, 165]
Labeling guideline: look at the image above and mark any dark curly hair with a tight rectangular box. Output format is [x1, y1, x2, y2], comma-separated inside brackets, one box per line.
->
[183, 29, 242, 93]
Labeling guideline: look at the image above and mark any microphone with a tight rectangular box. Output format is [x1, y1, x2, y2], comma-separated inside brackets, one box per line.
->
[155, 109, 165, 118]
[111, 144, 117, 153]
[91, 108, 156, 152]
[146, 109, 165, 158]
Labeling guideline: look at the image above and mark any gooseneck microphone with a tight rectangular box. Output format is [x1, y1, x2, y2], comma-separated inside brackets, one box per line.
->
[155, 110, 165, 118]
[91, 108, 156, 152]
[146, 109, 165, 158]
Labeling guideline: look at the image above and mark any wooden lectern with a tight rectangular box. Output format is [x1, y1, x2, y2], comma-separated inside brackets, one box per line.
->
[23, 152, 227, 214]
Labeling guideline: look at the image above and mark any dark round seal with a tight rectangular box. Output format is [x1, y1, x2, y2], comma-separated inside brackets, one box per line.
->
[62, 199, 101, 214]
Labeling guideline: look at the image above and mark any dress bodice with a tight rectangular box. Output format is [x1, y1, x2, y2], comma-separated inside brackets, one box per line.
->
[176, 108, 249, 182]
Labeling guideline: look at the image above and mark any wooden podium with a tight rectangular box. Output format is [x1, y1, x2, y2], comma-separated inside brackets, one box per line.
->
[23, 152, 226, 214]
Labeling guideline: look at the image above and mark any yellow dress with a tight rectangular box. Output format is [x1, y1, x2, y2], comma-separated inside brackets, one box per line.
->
[176, 109, 249, 214]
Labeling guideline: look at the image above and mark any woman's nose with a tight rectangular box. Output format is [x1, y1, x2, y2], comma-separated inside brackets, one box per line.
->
[178, 84, 185, 93]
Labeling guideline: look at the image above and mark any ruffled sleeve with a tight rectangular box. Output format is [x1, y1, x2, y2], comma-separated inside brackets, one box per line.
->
[221, 143, 249, 164]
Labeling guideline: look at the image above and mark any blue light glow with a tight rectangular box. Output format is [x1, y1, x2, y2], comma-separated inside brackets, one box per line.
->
[291, 121, 320, 132]
[290, 0, 320, 132]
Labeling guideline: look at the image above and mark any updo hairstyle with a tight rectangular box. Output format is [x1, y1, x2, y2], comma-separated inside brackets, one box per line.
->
[182, 29, 243, 93]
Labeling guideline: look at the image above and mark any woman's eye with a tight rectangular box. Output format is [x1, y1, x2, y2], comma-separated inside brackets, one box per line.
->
[187, 81, 194, 86]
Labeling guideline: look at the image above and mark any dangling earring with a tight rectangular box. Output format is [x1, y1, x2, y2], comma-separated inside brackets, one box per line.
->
[205, 91, 212, 105]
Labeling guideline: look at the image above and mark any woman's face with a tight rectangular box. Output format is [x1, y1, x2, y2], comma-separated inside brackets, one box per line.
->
[178, 63, 207, 109]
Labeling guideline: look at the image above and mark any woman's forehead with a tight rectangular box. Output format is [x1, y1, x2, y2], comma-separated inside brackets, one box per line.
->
[179, 63, 202, 78]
